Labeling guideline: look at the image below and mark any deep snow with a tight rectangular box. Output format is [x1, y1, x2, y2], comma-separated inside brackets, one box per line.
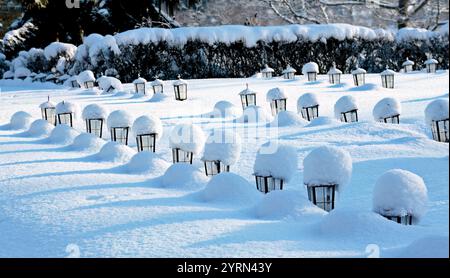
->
[0, 70, 448, 258]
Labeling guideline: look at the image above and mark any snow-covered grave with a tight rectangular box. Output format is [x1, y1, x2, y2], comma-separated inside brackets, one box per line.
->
[0, 68, 448, 258]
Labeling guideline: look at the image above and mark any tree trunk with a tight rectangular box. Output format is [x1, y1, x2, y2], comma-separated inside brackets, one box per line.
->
[398, 0, 410, 29]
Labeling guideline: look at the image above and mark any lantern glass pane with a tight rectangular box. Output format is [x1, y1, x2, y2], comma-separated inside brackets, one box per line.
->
[382, 214, 413, 225]
[307, 72, 317, 82]
[405, 65, 413, 73]
[353, 73, 365, 86]
[329, 73, 340, 84]
[301, 105, 319, 121]
[42, 107, 56, 124]
[137, 134, 156, 152]
[87, 119, 103, 138]
[71, 80, 79, 88]
[380, 115, 400, 124]
[111, 127, 129, 145]
[270, 99, 286, 116]
[58, 113, 73, 127]
[172, 148, 193, 164]
[427, 64, 436, 73]
[135, 83, 146, 94]
[431, 119, 450, 142]
[204, 160, 229, 176]
[340, 110, 358, 123]
[307, 184, 336, 212]
[152, 84, 163, 94]
[263, 72, 272, 78]
[85, 81, 95, 88]
[255, 176, 283, 194]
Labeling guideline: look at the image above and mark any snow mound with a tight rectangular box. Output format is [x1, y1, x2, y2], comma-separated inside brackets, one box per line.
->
[169, 124, 206, 154]
[237, 106, 272, 123]
[297, 93, 319, 109]
[266, 87, 287, 101]
[121, 151, 170, 175]
[202, 129, 242, 165]
[95, 141, 136, 163]
[25, 119, 54, 137]
[149, 92, 168, 102]
[334, 95, 358, 118]
[161, 163, 208, 190]
[76, 70, 96, 85]
[271, 111, 308, 127]
[424, 99, 449, 125]
[82, 104, 109, 120]
[69, 133, 106, 152]
[302, 62, 319, 74]
[306, 116, 340, 127]
[208, 101, 240, 118]
[107, 110, 134, 129]
[303, 146, 352, 189]
[55, 101, 79, 116]
[373, 97, 402, 120]
[9, 111, 33, 130]
[132, 115, 163, 138]
[372, 169, 428, 221]
[46, 125, 80, 145]
[396, 236, 449, 258]
[253, 190, 326, 219]
[253, 142, 298, 182]
[200, 173, 260, 206]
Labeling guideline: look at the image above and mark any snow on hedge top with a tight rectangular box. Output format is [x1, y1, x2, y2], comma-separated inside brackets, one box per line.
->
[373, 97, 402, 119]
[239, 85, 258, 96]
[303, 146, 352, 189]
[39, 99, 56, 109]
[107, 110, 134, 129]
[266, 87, 287, 101]
[402, 57, 415, 66]
[380, 67, 396, 76]
[169, 124, 206, 154]
[82, 104, 109, 120]
[396, 27, 441, 42]
[14, 67, 31, 78]
[55, 101, 79, 115]
[44, 42, 77, 60]
[425, 99, 449, 125]
[334, 95, 358, 118]
[297, 93, 319, 109]
[77, 70, 96, 84]
[351, 67, 367, 74]
[132, 115, 163, 138]
[261, 64, 274, 73]
[373, 169, 428, 220]
[282, 65, 296, 74]
[302, 62, 319, 74]
[132, 77, 147, 84]
[173, 78, 187, 86]
[424, 58, 439, 65]
[202, 129, 241, 165]
[253, 142, 298, 182]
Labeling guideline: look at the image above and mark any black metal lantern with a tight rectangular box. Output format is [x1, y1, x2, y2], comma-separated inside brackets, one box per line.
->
[426, 62, 437, 73]
[270, 98, 287, 116]
[282, 65, 296, 79]
[381, 67, 395, 89]
[300, 105, 319, 121]
[136, 133, 157, 152]
[431, 119, 449, 143]
[57, 112, 74, 127]
[70, 79, 80, 88]
[84, 81, 95, 89]
[173, 76, 187, 101]
[381, 213, 413, 225]
[110, 127, 130, 145]
[402, 58, 414, 73]
[379, 114, 400, 124]
[306, 72, 317, 82]
[151, 79, 164, 94]
[86, 118, 104, 138]
[255, 175, 284, 194]
[306, 184, 336, 212]
[261, 65, 274, 79]
[239, 84, 257, 110]
[172, 148, 193, 164]
[328, 73, 341, 84]
[352, 67, 366, 86]
[340, 109, 359, 123]
[134, 79, 146, 94]
[204, 160, 230, 176]
[41, 107, 56, 125]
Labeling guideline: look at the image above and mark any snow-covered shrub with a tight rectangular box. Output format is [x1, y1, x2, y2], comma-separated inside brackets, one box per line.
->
[334, 95, 359, 122]
[169, 124, 206, 155]
[14, 67, 31, 79]
[121, 151, 170, 175]
[95, 141, 135, 163]
[202, 129, 241, 166]
[373, 169, 428, 224]
[69, 133, 105, 152]
[199, 173, 260, 206]
[26, 48, 48, 74]
[161, 163, 208, 190]
[237, 106, 272, 123]
[373, 97, 402, 123]
[24, 119, 54, 137]
[306, 116, 341, 127]
[271, 111, 308, 127]
[0, 53, 9, 77]
[46, 125, 80, 145]
[9, 111, 33, 130]
[44, 42, 77, 74]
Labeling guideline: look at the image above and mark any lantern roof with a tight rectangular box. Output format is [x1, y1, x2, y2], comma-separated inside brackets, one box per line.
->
[351, 67, 367, 74]
[424, 58, 439, 65]
[132, 77, 147, 84]
[282, 65, 297, 74]
[402, 57, 415, 66]
[425, 98, 449, 125]
[381, 67, 396, 76]
[302, 62, 319, 74]
[261, 64, 275, 73]
[266, 87, 288, 101]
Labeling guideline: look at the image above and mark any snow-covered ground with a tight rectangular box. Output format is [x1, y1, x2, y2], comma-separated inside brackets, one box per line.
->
[0, 71, 448, 258]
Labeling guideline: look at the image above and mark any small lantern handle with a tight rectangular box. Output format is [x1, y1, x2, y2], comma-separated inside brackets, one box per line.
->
[246, 83, 249, 90]
[332, 62, 336, 68]
[47, 95, 50, 102]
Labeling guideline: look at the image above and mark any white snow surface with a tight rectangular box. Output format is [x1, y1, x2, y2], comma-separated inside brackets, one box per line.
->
[425, 58, 439, 65]
[266, 87, 287, 101]
[94, 141, 136, 163]
[69, 133, 105, 152]
[46, 125, 80, 145]
[327, 66, 342, 75]
[121, 151, 170, 175]
[202, 129, 242, 165]
[169, 124, 206, 154]
[99, 77, 123, 92]
[334, 95, 358, 118]
[297, 93, 319, 109]
[372, 169, 428, 220]
[282, 65, 297, 74]
[303, 146, 352, 189]
[424, 99, 449, 125]
[82, 104, 109, 120]
[271, 111, 308, 127]
[0, 70, 448, 258]
[373, 97, 402, 119]
[253, 142, 298, 182]
[14, 67, 31, 79]
[107, 110, 134, 129]
[237, 106, 272, 123]
[132, 115, 163, 138]
[381, 68, 396, 76]
[208, 101, 240, 118]
[302, 62, 319, 74]
[23, 119, 54, 137]
[132, 77, 147, 84]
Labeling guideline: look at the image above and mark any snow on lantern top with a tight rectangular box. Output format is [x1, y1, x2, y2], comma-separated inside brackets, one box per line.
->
[173, 77, 188, 86]
[424, 57, 439, 65]
[282, 65, 297, 74]
[334, 95, 358, 118]
[39, 99, 56, 109]
[202, 129, 242, 166]
[239, 85, 258, 96]
[425, 99, 449, 125]
[372, 97, 402, 120]
[107, 110, 134, 129]
[253, 142, 298, 182]
[402, 57, 415, 66]
[261, 64, 275, 73]
[303, 146, 352, 190]
[327, 64, 343, 75]
[266, 87, 287, 102]
[169, 123, 206, 154]
[297, 93, 319, 109]
[372, 169, 428, 221]
[55, 101, 79, 115]
[380, 67, 396, 76]
[302, 62, 319, 75]
[82, 104, 109, 120]
[76, 70, 96, 84]
[151, 78, 164, 86]
[132, 77, 147, 84]
[351, 67, 367, 75]
[132, 115, 163, 138]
